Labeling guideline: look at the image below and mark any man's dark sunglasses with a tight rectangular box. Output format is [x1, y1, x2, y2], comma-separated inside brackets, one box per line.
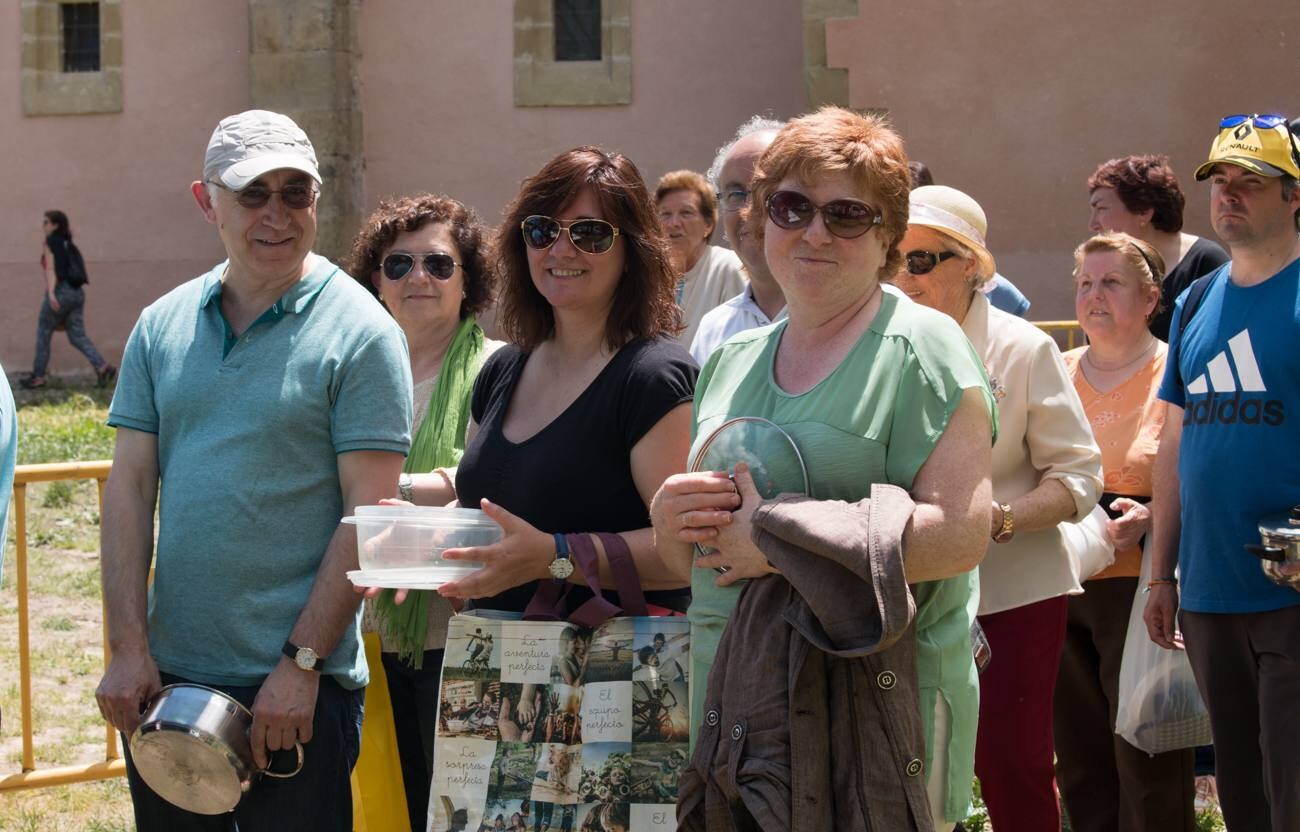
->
[904, 250, 959, 275]
[208, 180, 318, 210]
[381, 252, 461, 281]
[520, 215, 620, 255]
[765, 190, 882, 239]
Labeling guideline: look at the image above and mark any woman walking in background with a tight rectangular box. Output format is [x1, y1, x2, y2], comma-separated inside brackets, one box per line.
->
[23, 210, 115, 389]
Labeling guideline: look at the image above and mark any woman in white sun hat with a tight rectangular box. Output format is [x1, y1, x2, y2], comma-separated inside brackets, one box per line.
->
[894, 185, 1102, 831]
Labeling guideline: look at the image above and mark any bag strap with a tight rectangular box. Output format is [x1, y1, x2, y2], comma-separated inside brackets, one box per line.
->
[593, 532, 649, 617]
[522, 533, 648, 625]
[1171, 272, 1215, 398]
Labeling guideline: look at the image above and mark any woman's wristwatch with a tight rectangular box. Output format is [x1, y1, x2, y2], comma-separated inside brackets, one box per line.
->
[549, 533, 574, 582]
[398, 473, 414, 502]
[992, 502, 1015, 543]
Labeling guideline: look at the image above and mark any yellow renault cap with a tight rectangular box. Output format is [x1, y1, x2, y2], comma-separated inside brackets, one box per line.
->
[1194, 114, 1300, 180]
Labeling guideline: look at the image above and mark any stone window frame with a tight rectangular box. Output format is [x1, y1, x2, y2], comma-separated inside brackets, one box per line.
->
[21, 0, 123, 116]
[514, 0, 631, 107]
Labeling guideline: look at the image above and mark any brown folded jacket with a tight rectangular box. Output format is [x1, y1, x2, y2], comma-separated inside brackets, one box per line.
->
[678, 483, 933, 831]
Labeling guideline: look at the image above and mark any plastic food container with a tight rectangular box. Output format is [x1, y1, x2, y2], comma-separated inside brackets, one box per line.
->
[343, 505, 501, 588]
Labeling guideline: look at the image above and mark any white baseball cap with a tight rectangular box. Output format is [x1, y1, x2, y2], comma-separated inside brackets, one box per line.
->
[203, 110, 321, 190]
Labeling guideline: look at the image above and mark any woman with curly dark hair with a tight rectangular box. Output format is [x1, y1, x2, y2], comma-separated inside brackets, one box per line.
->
[1087, 155, 1228, 340]
[344, 192, 500, 832]
[428, 145, 696, 615]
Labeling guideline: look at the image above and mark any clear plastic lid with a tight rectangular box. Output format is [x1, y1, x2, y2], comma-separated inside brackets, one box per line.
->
[342, 505, 500, 529]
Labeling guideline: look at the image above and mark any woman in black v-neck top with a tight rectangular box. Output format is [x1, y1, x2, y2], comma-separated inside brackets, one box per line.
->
[437, 147, 701, 613]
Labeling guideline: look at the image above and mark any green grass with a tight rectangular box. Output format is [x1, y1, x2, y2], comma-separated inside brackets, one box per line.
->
[13, 387, 115, 466]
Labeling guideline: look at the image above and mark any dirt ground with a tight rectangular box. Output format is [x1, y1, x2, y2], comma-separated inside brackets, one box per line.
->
[1, 477, 134, 830]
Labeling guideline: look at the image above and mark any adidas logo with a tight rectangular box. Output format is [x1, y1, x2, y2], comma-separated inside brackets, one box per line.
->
[1183, 329, 1284, 426]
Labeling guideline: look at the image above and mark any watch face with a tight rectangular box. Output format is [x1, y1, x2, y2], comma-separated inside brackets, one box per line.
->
[295, 648, 317, 670]
[549, 557, 574, 580]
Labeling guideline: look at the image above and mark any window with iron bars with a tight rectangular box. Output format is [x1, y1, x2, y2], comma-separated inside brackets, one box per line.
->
[554, 0, 601, 62]
[60, 2, 101, 73]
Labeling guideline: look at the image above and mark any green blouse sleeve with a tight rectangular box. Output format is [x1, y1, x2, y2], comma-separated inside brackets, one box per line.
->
[884, 313, 996, 488]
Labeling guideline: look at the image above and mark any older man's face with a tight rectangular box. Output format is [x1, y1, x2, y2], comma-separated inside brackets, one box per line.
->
[719, 130, 778, 281]
[204, 168, 318, 284]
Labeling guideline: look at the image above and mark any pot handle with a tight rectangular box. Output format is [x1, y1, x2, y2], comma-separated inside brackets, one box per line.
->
[261, 742, 305, 779]
[1245, 543, 1287, 563]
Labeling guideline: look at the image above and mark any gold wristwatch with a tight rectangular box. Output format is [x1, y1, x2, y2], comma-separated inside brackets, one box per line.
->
[992, 502, 1015, 543]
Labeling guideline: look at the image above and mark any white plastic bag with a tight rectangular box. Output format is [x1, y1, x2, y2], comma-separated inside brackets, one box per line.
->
[1114, 537, 1212, 754]
[1062, 504, 1117, 593]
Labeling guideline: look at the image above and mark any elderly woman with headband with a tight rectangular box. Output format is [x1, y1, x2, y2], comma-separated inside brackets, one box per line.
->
[654, 107, 997, 829]
[894, 185, 1102, 831]
[1055, 232, 1195, 831]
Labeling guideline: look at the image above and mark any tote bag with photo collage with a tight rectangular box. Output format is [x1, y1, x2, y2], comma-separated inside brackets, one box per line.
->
[430, 533, 689, 832]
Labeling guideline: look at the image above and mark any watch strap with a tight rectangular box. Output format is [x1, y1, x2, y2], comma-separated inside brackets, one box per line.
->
[397, 473, 414, 502]
[992, 502, 1015, 543]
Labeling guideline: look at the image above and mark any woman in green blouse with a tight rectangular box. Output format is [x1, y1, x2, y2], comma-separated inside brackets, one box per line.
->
[651, 106, 996, 830]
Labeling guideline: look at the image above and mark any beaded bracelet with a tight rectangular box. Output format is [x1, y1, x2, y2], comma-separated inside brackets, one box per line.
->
[1143, 577, 1177, 593]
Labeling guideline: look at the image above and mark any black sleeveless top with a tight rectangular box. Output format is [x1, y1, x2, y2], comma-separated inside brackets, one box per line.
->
[457, 335, 697, 613]
[45, 233, 75, 284]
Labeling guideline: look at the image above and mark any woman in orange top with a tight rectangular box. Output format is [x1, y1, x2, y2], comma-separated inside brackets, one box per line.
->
[1055, 232, 1195, 832]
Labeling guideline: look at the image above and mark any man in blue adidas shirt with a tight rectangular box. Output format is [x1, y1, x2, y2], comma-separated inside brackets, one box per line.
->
[94, 111, 412, 829]
[1145, 113, 1300, 830]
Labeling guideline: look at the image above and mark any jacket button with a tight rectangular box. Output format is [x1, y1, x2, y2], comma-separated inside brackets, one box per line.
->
[877, 670, 897, 690]
[905, 758, 923, 777]
[731, 723, 744, 741]
[705, 709, 719, 727]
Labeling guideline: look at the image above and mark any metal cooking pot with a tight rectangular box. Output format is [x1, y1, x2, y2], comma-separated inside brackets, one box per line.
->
[1246, 505, 1300, 590]
[129, 683, 303, 815]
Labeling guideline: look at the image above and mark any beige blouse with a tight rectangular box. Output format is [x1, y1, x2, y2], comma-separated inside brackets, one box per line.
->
[960, 294, 1103, 615]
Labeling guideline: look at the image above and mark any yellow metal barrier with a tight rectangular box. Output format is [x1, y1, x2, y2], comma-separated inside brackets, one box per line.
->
[1033, 319, 1085, 350]
[1, 460, 126, 792]
[5, 326, 1090, 793]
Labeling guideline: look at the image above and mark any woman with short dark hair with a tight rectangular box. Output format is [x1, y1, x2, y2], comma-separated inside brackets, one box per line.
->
[23, 210, 115, 389]
[1087, 155, 1228, 340]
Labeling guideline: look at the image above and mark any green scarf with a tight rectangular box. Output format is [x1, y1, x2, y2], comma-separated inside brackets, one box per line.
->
[375, 316, 486, 667]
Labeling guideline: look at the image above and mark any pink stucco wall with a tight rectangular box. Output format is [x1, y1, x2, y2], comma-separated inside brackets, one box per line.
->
[826, 1, 1300, 320]
[358, 0, 808, 231]
[9, 1, 1292, 373]
[3, 0, 808, 374]
[1, 2, 249, 375]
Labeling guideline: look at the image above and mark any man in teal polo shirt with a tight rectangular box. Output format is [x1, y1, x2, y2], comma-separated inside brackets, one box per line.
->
[95, 110, 412, 830]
